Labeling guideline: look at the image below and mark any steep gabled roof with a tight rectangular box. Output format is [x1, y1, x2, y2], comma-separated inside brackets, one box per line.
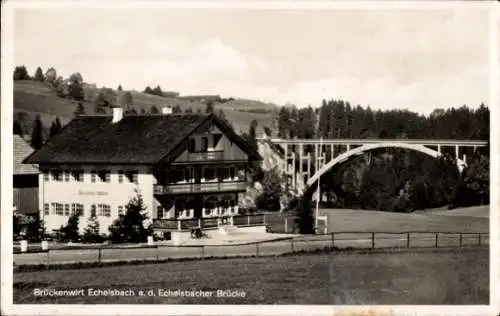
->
[14, 135, 39, 174]
[23, 113, 262, 165]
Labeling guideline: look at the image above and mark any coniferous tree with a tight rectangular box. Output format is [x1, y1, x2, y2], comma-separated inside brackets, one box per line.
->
[172, 105, 182, 113]
[62, 213, 80, 242]
[205, 101, 214, 113]
[25, 217, 45, 242]
[34, 67, 45, 81]
[108, 190, 151, 243]
[83, 206, 102, 243]
[30, 116, 44, 149]
[13, 121, 23, 136]
[118, 84, 123, 91]
[150, 105, 159, 114]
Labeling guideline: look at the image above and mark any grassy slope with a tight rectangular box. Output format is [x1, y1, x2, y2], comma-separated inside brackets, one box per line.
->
[14, 80, 277, 135]
[13, 249, 489, 304]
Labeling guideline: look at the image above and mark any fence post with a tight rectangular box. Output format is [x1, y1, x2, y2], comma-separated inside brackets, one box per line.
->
[290, 239, 294, 252]
[177, 220, 182, 231]
[98, 248, 102, 263]
[371, 232, 375, 250]
[331, 233, 335, 248]
[47, 250, 50, 266]
[478, 233, 481, 245]
[285, 217, 288, 233]
[406, 232, 410, 248]
[156, 246, 160, 262]
[435, 233, 439, 248]
[201, 246, 205, 258]
[256, 242, 260, 256]
[247, 215, 250, 226]
[459, 233, 463, 247]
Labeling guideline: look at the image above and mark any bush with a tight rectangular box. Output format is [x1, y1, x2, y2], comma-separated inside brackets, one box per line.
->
[24, 217, 46, 242]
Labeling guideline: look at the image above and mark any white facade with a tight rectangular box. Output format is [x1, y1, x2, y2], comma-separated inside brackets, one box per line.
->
[39, 164, 157, 235]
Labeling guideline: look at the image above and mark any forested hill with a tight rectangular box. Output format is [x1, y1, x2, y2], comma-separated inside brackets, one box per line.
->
[275, 99, 489, 141]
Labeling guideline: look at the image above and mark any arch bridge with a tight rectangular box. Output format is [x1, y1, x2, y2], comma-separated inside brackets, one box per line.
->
[256, 137, 488, 194]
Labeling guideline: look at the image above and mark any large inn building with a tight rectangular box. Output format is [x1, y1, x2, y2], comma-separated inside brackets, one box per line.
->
[23, 107, 262, 238]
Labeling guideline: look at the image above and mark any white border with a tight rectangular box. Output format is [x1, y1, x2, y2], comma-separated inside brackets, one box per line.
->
[2, 1, 499, 316]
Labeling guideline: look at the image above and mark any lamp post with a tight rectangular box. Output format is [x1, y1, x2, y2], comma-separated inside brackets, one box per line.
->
[315, 137, 322, 233]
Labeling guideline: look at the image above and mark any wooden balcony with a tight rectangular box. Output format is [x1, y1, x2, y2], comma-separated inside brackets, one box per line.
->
[152, 214, 266, 231]
[154, 181, 247, 195]
[176, 151, 225, 163]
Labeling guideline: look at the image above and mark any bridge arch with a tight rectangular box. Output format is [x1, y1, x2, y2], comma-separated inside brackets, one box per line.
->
[306, 142, 466, 188]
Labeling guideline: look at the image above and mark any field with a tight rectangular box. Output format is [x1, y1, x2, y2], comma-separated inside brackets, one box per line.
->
[14, 80, 277, 136]
[13, 248, 489, 305]
[268, 205, 490, 234]
[320, 205, 489, 233]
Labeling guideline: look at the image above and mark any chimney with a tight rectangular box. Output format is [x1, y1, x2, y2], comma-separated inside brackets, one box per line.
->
[162, 106, 173, 115]
[112, 107, 123, 123]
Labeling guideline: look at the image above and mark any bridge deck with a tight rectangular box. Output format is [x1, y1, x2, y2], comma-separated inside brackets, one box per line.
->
[257, 138, 487, 146]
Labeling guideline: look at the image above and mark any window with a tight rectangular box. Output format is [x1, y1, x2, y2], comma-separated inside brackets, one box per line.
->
[188, 138, 196, 152]
[91, 204, 97, 217]
[64, 204, 70, 216]
[72, 170, 83, 182]
[229, 167, 236, 179]
[43, 170, 50, 182]
[91, 171, 97, 183]
[98, 204, 111, 217]
[204, 167, 216, 181]
[52, 203, 63, 216]
[157, 206, 163, 219]
[175, 200, 185, 218]
[64, 170, 70, 182]
[97, 170, 111, 182]
[201, 137, 208, 152]
[125, 171, 138, 184]
[44, 203, 49, 215]
[118, 171, 124, 183]
[52, 170, 63, 182]
[118, 205, 124, 216]
[71, 203, 84, 216]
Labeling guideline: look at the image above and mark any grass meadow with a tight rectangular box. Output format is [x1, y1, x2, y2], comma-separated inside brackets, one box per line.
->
[14, 80, 276, 135]
[320, 205, 489, 233]
[14, 248, 488, 305]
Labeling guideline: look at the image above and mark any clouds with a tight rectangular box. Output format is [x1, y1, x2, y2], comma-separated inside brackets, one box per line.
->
[13, 7, 490, 112]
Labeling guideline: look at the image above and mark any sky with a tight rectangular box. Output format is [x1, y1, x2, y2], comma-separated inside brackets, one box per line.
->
[13, 6, 491, 115]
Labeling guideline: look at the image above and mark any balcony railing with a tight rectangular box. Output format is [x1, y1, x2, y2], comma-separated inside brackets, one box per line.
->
[154, 181, 247, 195]
[177, 151, 225, 163]
[152, 214, 266, 231]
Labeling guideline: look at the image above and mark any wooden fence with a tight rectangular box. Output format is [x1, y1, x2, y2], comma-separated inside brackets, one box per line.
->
[13, 231, 489, 267]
